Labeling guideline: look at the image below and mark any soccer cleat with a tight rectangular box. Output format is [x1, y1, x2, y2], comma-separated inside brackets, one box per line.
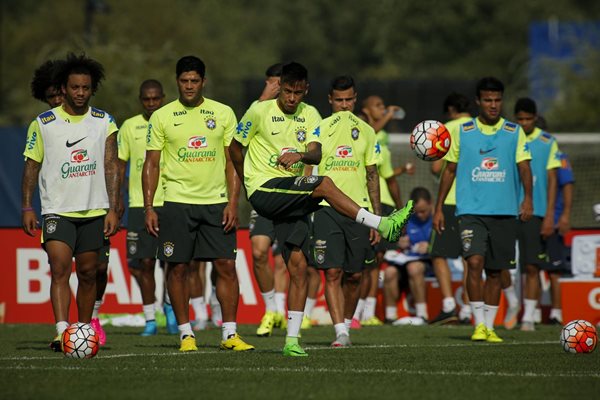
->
[486, 328, 503, 343]
[471, 323, 488, 341]
[192, 319, 208, 331]
[90, 318, 106, 346]
[503, 303, 520, 330]
[256, 311, 277, 337]
[350, 318, 362, 329]
[429, 309, 458, 325]
[220, 333, 255, 351]
[361, 316, 384, 326]
[163, 303, 178, 335]
[548, 317, 562, 325]
[179, 335, 198, 352]
[141, 320, 158, 336]
[520, 321, 535, 331]
[273, 312, 285, 329]
[50, 335, 62, 352]
[331, 333, 352, 348]
[392, 316, 427, 326]
[282, 342, 308, 357]
[379, 200, 414, 242]
[301, 315, 312, 330]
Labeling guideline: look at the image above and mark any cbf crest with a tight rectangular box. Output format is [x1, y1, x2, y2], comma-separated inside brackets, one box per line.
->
[296, 126, 307, 142]
[163, 242, 175, 257]
[205, 117, 217, 130]
[46, 220, 57, 234]
[351, 127, 360, 140]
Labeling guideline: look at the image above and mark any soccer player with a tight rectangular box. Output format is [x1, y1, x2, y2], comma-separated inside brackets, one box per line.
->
[428, 92, 472, 325]
[433, 77, 533, 343]
[385, 187, 433, 325]
[353, 95, 408, 327]
[229, 62, 413, 356]
[22, 53, 120, 351]
[143, 55, 254, 352]
[249, 63, 291, 336]
[118, 79, 167, 336]
[513, 98, 561, 331]
[30, 59, 65, 108]
[311, 76, 381, 347]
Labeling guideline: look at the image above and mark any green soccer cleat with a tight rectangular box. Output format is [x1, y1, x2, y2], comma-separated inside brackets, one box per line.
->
[256, 311, 277, 337]
[283, 342, 308, 357]
[301, 315, 312, 330]
[179, 335, 198, 352]
[471, 322, 488, 341]
[486, 328, 503, 343]
[220, 333, 255, 351]
[379, 200, 414, 242]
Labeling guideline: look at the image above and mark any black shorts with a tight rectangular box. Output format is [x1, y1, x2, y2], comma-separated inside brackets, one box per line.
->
[310, 207, 375, 273]
[546, 231, 570, 273]
[98, 237, 110, 264]
[458, 214, 518, 271]
[157, 202, 236, 263]
[517, 217, 549, 268]
[429, 204, 462, 258]
[249, 176, 325, 263]
[249, 210, 282, 256]
[127, 207, 161, 267]
[41, 214, 105, 256]
[375, 204, 398, 254]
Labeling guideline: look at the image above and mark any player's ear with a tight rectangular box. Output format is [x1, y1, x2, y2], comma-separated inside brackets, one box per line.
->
[201, 78, 207, 88]
[328, 94, 332, 105]
[305, 83, 309, 95]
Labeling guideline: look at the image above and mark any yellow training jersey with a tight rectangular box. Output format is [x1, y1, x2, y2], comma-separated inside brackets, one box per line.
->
[526, 127, 561, 170]
[234, 99, 322, 197]
[441, 116, 472, 205]
[146, 98, 236, 204]
[317, 111, 380, 208]
[24, 106, 118, 218]
[118, 114, 164, 208]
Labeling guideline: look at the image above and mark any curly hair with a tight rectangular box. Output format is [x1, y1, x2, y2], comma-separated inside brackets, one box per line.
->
[56, 52, 105, 93]
[30, 59, 65, 103]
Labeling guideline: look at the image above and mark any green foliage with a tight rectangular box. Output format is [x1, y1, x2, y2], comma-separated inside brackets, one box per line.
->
[1, 0, 600, 127]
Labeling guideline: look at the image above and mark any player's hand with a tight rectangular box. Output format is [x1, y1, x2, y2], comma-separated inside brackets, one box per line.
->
[258, 79, 280, 102]
[519, 198, 533, 222]
[277, 152, 302, 170]
[414, 241, 429, 255]
[404, 162, 415, 175]
[398, 235, 410, 250]
[369, 229, 380, 246]
[22, 210, 38, 237]
[222, 203, 238, 233]
[433, 208, 445, 234]
[144, 207, 159, 237]
[104, 209, 119, 237]
[540, 215, 554, 239]
[557, 214, 571, 235]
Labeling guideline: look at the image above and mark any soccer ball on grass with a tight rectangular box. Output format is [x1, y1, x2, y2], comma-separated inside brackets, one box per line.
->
[62, 322, 100, 359]
[410, 120, 451, 161]
[560, 319, 597, 354]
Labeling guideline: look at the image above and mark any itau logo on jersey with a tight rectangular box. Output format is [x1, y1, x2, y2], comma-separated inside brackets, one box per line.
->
[61, 149, 97, 179]
[335, 145, 353, 158]
[471, 157, 506, 183]
[177, 136, 216, 162]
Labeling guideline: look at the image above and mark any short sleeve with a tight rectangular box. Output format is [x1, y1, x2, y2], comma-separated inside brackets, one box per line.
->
[546, 140, 561, 170]
[146, 112, 165, 151]
[234, 105, 259, 147]
[223, 107, 237, 147]
[117, 120, 131, 162]
[23, 119, 44, 163]
[515, 127, 532, 163]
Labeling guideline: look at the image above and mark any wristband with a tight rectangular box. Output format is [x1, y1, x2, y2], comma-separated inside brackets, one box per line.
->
[21, 207, 34, 212]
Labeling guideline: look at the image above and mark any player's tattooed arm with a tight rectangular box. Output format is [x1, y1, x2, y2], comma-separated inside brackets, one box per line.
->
[104, 133, 119, 211]
[300, 141, 322, 165]
[366, 164, 381, 216]
[21, 158, 41, 236]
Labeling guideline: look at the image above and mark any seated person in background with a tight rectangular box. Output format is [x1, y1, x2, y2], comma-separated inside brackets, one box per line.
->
[384, 187, 433, 326]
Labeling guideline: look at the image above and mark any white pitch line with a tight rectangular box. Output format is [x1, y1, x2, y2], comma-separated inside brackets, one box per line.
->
[0, 341, 559, 362]
[0, 365, 598, 379]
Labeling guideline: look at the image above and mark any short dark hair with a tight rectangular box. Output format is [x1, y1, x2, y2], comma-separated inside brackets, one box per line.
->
[280, 62, 308, 85]
[443, 92, 470, 114]
[139, 79, 164, 97]
[56, 52, 105, 93]
[410, 186, 432, 203]
[31, 59, 65, 102]
[176, 55, 206, 78]
[329, 75, 355, 94]
[514, 97, 537, 115]
[475, 77, 504, 98]
[265, 63, 283, 78]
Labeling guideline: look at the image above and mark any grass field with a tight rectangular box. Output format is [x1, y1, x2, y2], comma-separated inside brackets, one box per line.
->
[1, 323, 598, 400]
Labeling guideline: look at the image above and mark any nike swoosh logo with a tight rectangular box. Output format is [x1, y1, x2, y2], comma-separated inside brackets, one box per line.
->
[66, 137, 86, 147]
[479, 147, 496, 155]
[174, 123, 183, 126]
[271, 131, 280, 135]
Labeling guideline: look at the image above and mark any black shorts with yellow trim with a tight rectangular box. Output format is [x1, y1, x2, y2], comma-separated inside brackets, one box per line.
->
[42, 214, 105, 256]
[126, 207, 161, 268]
[458, 214, 517, 271]
[249, 176, 324, 263]
[518, 216, 551, 269]
[310, 207, 375, 273]
[249, 209, 282, 256]
[157, 202, 236, 264]
[429, 204, 462, 258]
